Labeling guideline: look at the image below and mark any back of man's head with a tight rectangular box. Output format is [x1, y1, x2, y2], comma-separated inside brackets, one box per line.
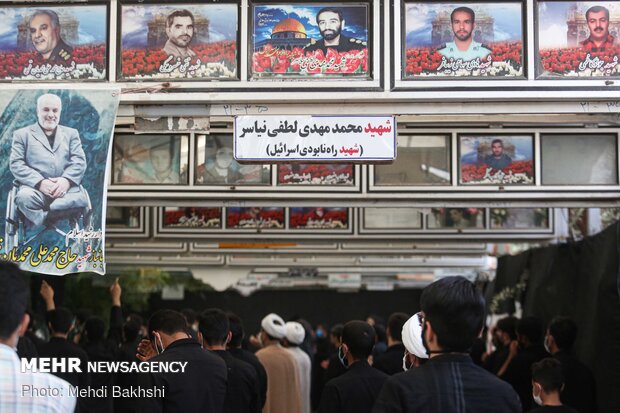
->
[148, 309, 188, 340]
[0, 262, 29, 340]
[517, 316, 543, 345]
[548, 316, 577, 351]
[181, 308, 197, 326]
[123, 316, 142, 342]
[227, 312, 244, 348]
[531, 357, 564, 393]
[48, 307, 74, 335]
[420, 276, 485, 352]
[387, 312, 409, 342]
[198, 308, 229, 346]
[496, 316, 518, 341]
[342, 320, 375, 360]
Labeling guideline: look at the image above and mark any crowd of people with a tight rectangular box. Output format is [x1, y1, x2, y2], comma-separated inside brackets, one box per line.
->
[0, 261, 597, 413]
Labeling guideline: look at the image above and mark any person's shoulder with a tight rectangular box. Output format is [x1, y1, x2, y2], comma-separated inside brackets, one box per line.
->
[13, 124, 36, 136]
[57, 124, 79, 136]
[344, 35, 367, 47]
[438, 42, 453, 51]
[303, 38, 322, 51]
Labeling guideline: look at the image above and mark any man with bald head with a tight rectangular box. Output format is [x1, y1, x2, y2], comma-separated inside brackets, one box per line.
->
[29, 9, 73, 64]
[10, 93, 89, 228]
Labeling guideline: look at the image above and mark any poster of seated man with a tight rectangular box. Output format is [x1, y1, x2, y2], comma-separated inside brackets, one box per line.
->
[0, 89, 119, 275]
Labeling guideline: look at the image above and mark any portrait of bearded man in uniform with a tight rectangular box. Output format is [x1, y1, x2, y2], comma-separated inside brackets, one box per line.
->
[304, 7, 366, 53]
[28, 10, 73, 64]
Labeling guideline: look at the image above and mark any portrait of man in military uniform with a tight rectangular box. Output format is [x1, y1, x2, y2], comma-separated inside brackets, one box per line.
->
[437, 6, 491, 61]
[304, 7, 366, 53]
[28, 10, 73, 64]
[162, 9, 197, 59]
[581, 5, 615, 52]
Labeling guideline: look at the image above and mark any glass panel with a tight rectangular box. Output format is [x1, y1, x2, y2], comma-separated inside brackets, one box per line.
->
[106, 207, 141, 228]
[374, 135, 450, 185]
[289, 208, 349, 229]
[278, 164, 354, 185]
[490, 208, 550, 229]
[363, 208, 422, 229]
[226, 207, 285, 229]
[196, 135, 270, 185]
[428, 208, 485, 229]
[541, 134, 618, 185]
[163, 207, 222, 229]
[459, 135, 534, 185]
[113, 135, 188, 184]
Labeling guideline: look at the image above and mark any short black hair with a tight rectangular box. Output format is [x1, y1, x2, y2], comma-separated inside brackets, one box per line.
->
[496, 316, 518, 341]
[48, 307, 74, 335]
[227, 312, 244, 348]
[532, 358, 564, 392]
[548, 316, 577, 351]
[181, 308, 197, 325]
[330, 324, 343, 339]
[342, 320, 375, 359]
[451, 6, 475, 23]
[166, 9, 194, 27]
[586, 5, 609, 21]
[517, 316, 543, 345]
[316, 7, 343, 25]
[387, 312, 409, 342]
[85, 317, 105, 342]
[0, 262, 29, 339]
[491, 139, 504, 147]
[148, 309, 187, 340]
[123, 315, 142, 342]
[199, 308, 229, 346]
[420, 276, 485, 352]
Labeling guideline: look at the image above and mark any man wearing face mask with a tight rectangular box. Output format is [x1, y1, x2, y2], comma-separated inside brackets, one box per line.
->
[255, 313, 302, 413]
[372, 276, 521, 413]
[529, 358, 578, 413]
[544, 317, 597, 413]
[318, 320, 388, 413]
[0, 262, 76, 413]
[136, 309, 227, 413]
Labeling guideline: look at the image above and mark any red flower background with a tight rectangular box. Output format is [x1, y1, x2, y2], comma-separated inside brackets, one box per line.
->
[290, 208, 349, 229]
[121, 40, 236, 78]
[164, 208, 221, 226]
[252, 45, 368, 75]
[540, 46, 620, 75]
[278, 164, 354, 184]
[226, 208, 284, 228]
[0, 44, 106, 79]
[460, 160, 533, 183]
[404, 42, 522, 76]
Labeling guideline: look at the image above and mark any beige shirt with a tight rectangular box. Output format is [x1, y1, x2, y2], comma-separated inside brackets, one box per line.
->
[162, 40, 196, 59]
[286, 346, 312, 413]
[256, 343, 302, 413]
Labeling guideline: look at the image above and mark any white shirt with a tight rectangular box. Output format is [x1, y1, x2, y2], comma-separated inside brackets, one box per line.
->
[286, 346, 312, 413]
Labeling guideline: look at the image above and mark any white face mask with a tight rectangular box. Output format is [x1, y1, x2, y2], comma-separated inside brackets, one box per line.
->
[532, 384, 543, 406]
[154, 333, 165, 355]
[543, 336, 551, 354]
[402, 352, 410, 371]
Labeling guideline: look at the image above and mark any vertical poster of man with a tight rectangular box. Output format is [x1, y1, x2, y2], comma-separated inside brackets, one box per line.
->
[277, 164, 354, 185]
[538, 2, 620, 77]
[251, 3, 370, 78]
[163, 207, 222, 229]
[0, 89, 119, 275]
[113, 135, 188, 185]
[120, 2, 237, 80]
[459, 135, 534, 185]
[0, 5, 107, 81]
[226, 207, 285, 229]
[290, 207, 349, 229]
[403, 2, 523, 78]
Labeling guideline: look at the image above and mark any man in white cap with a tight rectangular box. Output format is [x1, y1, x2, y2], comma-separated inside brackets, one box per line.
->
[255, 313, 302, 413]
[401, 312, 429, 371]
[285, 321, 312, 413]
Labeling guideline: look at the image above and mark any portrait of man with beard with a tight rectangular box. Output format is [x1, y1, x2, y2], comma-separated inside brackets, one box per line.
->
[437, 6, 491, 61]
[162, 9, 196, 59]
[304, 7, 366, 53]
[581, 5, 615, 52]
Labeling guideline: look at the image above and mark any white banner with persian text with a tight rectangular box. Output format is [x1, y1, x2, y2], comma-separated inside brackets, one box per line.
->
[234, 116, 396, 162]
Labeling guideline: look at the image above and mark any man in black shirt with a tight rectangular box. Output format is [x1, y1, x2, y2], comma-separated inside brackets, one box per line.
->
[528, 358, 578, 413]
[373, 313, 408, 375]
[227, 312, 268, 409]
[136, 309, 227, 413]
[545, 317, 597, 413]
[372, 276, 521, 413]
[199, 309, 260, 413]
[319, 320, 388, 413]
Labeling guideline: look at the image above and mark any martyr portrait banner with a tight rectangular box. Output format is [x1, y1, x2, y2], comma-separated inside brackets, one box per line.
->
[0, 89, 119, 275]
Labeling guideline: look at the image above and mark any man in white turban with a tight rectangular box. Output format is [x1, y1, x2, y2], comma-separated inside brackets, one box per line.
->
[255, 313, 303, 413]
[401, 312, 429, 371]
[284, 322, 311, 413]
